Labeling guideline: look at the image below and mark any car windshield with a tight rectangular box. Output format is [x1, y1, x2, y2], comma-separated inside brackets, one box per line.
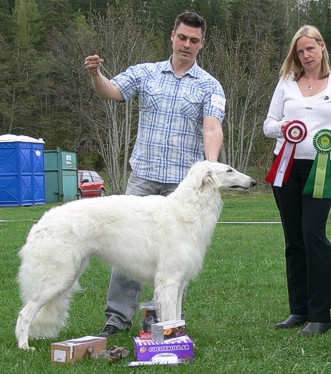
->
[90, 172, 102, 182]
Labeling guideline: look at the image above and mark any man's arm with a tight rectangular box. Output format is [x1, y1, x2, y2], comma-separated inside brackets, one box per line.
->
[84, 54, 124, 101]
[203, 116, 223, 162]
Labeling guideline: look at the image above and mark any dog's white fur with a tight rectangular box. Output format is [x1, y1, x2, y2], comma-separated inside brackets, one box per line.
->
[15, 161, 256, 350]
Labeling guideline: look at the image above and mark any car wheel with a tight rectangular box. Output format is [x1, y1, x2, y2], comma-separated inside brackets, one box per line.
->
[78, 190, 83, 199]
[100, 188, 106, 197]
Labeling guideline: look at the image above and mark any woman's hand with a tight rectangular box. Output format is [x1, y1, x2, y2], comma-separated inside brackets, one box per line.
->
[281, 121, 290, 131]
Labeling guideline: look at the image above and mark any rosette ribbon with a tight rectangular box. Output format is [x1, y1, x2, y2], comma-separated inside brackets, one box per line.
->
[303, 129, 331, 198]
[265, 120, 307, 187]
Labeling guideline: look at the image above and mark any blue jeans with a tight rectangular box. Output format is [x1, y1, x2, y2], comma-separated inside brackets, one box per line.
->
[104, 173, 179, 329]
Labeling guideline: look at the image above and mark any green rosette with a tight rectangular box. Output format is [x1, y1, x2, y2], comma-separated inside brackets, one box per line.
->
[303, 129, 331, 198]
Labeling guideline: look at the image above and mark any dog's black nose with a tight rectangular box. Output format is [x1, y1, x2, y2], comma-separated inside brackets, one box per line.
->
[251, 180, 257, 187]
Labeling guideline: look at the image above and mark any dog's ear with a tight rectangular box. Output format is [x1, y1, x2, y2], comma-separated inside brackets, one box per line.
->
[199, 170, 216, 192]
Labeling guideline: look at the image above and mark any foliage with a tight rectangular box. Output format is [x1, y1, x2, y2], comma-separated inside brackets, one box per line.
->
[0, 0, 17, 43]
[14, 0, 43, 49]
[1, 0, 331, 181]
[45, 3, 162, 193]
[201, 24, 276, 172]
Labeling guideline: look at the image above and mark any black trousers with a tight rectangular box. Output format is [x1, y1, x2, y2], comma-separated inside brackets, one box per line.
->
[272, 159, 331, 322]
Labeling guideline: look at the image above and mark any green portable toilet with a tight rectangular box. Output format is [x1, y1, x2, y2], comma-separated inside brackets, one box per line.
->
[44, 147, 78, 203]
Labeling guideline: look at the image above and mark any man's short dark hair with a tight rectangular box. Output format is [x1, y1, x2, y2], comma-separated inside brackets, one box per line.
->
[173, 11, 207, 38]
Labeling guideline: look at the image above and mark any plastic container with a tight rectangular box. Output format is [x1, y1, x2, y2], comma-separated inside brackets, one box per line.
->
[139, 301, 161, 340]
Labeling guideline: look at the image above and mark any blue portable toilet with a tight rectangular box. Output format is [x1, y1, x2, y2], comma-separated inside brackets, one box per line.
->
[0, 134, 45, 207]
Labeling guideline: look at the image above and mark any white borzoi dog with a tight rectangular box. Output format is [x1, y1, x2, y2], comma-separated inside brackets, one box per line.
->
[15, 161, 256, 350]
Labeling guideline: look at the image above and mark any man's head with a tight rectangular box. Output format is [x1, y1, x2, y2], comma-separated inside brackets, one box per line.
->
[173, 11, 207, 38]
[171, 11, 206, 67]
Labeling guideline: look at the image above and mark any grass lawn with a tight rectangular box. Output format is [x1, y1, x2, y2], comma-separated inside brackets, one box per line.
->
[1, 191, 331, 373]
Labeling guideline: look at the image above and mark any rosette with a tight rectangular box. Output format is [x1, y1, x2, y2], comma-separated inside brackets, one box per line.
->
[265, 120, 307, 187]
[303, 129, 331, 198]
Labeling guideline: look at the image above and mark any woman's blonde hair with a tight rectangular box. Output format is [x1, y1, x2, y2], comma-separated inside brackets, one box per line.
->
[280, 25, 330, 80]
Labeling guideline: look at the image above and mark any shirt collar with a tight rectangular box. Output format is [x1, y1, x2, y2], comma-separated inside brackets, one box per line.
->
[161, 57, 200, 78]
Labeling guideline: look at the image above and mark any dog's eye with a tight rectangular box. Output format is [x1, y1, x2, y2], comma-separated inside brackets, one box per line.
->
[226, 168, 233, 173]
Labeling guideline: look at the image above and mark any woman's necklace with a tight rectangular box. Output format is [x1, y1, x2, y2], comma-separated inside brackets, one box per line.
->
[304, 75, 320, 90]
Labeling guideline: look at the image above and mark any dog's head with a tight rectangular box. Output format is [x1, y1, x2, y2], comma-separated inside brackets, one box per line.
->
[188, 161, 257, 192]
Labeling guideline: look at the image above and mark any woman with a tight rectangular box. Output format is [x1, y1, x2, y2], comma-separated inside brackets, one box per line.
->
[264, 25, 331, 336]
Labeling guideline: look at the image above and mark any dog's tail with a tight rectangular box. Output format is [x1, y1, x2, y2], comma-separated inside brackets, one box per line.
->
[25, 281, 80, 339]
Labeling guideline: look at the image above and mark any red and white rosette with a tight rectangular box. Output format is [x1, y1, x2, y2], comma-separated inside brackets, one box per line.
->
[265, 120, 307, 187]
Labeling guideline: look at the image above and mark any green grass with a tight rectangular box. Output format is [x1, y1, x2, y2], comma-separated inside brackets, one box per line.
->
[1, 193, 331, 373]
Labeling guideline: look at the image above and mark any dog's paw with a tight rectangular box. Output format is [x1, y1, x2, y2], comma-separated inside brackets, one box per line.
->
[19, 342, 35, 351]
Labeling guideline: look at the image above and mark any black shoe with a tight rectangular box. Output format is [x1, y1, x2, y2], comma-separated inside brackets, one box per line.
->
[98, 325, 119, 338]
[275, 314, 308, 329]
[298, 322, 331, 336]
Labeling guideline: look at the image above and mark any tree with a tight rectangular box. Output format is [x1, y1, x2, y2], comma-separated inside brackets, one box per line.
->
[1, 0, 53, 138]
[201, 25, 276, 172]
[3, 0, 329, 180]
[303, 0, 331, 47]
[0, 34, 13, 133]
[14, 0, 43, 49]
[67, 0, 110, 14]
[49, 2, 162, 193]
[0, 0, 17, 43]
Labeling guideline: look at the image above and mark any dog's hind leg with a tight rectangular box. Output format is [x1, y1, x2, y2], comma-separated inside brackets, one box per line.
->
[16, 277, 82, 350]
[17, 255, 89, 351]
[16, 300, 43, 350]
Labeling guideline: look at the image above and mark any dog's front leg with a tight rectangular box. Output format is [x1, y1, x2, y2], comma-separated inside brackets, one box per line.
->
[154, 276, 181, 321]
[176, 281, 187, 320]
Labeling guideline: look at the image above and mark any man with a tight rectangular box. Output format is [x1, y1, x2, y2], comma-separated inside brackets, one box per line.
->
[84, 11, 225, 338]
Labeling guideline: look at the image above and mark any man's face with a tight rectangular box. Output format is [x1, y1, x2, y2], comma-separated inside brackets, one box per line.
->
[171, 23, 205, 65]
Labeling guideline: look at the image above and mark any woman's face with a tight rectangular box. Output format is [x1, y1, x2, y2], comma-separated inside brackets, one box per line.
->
[296, 36, 325, 72]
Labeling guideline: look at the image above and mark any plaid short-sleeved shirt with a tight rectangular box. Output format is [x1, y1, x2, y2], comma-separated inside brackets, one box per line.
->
[111, 59, 226, 183]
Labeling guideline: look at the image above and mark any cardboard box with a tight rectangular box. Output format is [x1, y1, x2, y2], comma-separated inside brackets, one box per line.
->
[133, 335, 194, 363]
[51, 336, 107, 363]
[151, 320, 186, 342]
